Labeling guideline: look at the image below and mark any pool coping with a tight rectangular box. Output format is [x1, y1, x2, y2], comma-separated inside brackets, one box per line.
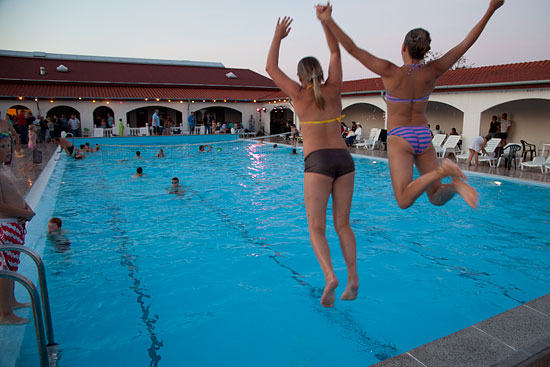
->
[370, 293, 550, 367]
[3, 140, 549, 366]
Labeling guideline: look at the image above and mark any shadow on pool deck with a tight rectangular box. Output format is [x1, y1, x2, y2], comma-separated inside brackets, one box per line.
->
[6, 138, 550, 367]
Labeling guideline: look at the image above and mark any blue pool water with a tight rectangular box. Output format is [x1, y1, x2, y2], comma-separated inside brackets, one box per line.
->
[15, 139, 550, 366]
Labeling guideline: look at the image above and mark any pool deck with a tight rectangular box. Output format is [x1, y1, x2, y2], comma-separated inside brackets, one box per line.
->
[6, 138, 550, 367]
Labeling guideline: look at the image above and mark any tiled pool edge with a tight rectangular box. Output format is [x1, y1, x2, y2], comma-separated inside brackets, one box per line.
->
[371, 293, 550, 367]
[0, 150, 64, 367]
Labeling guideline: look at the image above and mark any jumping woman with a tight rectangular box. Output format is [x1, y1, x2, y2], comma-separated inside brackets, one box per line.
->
[266, 12, 358, 307]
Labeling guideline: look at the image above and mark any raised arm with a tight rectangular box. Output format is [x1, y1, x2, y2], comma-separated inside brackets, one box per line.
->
[431, 0, 504, 76]
[317, 3, 396, 78]
[316, 5, 342, 88]
[265, 17, 302, 98]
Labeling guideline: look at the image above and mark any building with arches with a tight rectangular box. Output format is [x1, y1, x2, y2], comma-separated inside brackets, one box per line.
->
[0, 50, 549, 150]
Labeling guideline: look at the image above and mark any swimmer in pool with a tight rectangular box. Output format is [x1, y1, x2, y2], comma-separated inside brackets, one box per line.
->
[47, 217, 71, 252]
[167, 177, 186, 195]
[266, 14, 358, 307]
[156, 149, 166, 157]
[132, 167, 145, 178]
[199, 145, 213, 152]
[316, 0, 504, 209]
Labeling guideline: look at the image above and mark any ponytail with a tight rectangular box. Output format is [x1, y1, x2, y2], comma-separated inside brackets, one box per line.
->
[297, 57, 326, 110]
[311, 74, 325, 109]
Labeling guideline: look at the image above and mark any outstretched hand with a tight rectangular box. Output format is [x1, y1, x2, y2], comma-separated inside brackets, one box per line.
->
[490, 0, 504, 10]
[315, 2, 332, 22]
[274, 16, 293, 40]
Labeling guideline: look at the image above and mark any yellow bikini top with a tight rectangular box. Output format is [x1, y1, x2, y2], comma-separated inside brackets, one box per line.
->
[301, 114, 345, 125]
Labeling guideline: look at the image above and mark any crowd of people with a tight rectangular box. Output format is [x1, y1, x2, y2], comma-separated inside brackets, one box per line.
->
[4, 111, 82, 144]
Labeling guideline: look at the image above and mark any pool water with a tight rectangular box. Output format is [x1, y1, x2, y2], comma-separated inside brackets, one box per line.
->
[16, 140, 550, 366]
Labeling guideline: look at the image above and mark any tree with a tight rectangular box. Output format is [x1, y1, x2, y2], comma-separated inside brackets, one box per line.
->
[424, 51, 474, 70]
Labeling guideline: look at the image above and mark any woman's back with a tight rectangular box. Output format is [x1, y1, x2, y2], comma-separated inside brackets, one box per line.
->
[383, 64, 438, 129]
[293, 84, 345, 156]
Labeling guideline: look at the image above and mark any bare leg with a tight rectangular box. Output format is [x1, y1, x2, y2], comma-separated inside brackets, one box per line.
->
[416, 146, 479, 209]
[304, 172, 338, 307]
[467, 149, 475, 167]
[388, 136, 478, 209]
[331, 171, 359, 301]
[0, 279, 30, 325]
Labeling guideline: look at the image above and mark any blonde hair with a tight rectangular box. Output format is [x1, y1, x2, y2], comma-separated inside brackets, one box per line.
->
[298, 57, 325, 109]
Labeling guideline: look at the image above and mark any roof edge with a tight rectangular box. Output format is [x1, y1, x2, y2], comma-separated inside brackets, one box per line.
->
[0, 50, 225, 68]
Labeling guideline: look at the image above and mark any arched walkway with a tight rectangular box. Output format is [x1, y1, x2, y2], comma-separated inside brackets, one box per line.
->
[342, 103, 385, 130]
[269, 107, 293, 134]
[425, 101, 464, 135]
[93, 106, 115, 128]
[481, 98, 550, 151]
[6, 104, 32, 120]
[195, 106, 243, 126]
[46, 105, 81, 120]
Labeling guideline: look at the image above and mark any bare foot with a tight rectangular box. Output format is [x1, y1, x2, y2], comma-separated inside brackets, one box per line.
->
[341, 282, 359, 301]
[321, 278, 339, 308]
[437, 158, 467, 180]
[12, 301, 31, 309]
[0, 313, 30, 325]
[452, 177, 479, 209]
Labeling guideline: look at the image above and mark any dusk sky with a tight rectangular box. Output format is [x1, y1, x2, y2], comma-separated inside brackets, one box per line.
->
[0, 0, 548, 81]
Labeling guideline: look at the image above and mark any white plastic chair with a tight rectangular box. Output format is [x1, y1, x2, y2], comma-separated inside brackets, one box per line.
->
[365, 128, 382, 150]
[432, 134, 446, 150]
[477, 138, 502, 167]
[356, 128, 378, 149]
[437, 135, 461, 158]
[521, 156, 550, 173]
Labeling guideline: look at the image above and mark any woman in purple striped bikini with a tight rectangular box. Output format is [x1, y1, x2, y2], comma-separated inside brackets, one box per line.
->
[317, 0, 505, 209]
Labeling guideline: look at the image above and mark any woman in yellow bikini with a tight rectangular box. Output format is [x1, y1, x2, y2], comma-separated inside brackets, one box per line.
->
[317, 0, 504, 210]
[266, 12, 358, 308]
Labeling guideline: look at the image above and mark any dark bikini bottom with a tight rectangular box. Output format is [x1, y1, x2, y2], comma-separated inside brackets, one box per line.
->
[304, 148, 355, 179]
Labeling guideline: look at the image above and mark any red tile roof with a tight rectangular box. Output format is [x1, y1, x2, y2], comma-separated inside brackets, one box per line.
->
[342, 60, 550, 95]
[0, 55, 548, 102]
[0, 55, 277, 88]
[0, 83, 278, 101]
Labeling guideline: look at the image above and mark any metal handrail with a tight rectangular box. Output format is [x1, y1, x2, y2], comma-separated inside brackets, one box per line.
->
[0, 270, 48, 366]
[0, 245, 56, 345]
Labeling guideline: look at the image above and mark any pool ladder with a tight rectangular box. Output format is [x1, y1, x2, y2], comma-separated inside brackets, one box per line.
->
[0, 246, 58, 367]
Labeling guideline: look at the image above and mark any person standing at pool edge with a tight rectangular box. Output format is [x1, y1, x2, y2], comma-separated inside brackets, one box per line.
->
[0, 133, 35, 324]
[266, 14, 358, 307]
[317, 0, 505, 209]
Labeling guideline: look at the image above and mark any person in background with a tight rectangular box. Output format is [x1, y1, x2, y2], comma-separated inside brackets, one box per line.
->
[188, 112, 196, 135]
[248, 114, 256, 132]
[118, 118, 124, 137]
[47, 217, 71, 252]
[498, 112, 512, 146]
[156, 148, 166, 157]
[0, 112, 20, 160]
[27, 125, 37, 151]
[68, 114, 81, 137]
[0, 133, 35, 324]
[167, 177, 186, 195]
[58, 132, 74, 156]
[152, 110, 161, 136]
[132, 167, 145, 178]
[199, 145, 213, 152]
[106, 113, 114, 128]
[467, 135, 488, 167]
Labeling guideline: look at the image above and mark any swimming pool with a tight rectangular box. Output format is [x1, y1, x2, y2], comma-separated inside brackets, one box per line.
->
[13, 138, 550, 366]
